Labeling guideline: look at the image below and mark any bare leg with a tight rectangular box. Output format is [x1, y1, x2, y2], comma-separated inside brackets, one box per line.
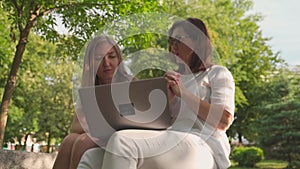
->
[69, 133, 98, 169]
[52, 133, 80, 169]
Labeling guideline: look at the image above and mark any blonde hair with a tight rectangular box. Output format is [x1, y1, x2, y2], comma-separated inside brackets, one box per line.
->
[81, 35, 131, 87]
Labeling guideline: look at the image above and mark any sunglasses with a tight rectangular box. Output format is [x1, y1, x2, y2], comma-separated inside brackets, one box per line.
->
[168, 35, 190, 45]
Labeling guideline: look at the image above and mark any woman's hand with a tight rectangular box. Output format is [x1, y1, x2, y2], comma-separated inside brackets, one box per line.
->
[164, 71, 187, 99]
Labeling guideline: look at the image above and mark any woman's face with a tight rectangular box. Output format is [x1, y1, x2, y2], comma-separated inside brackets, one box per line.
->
[170, 26, 195, 65]
[94, 42, 120, 84]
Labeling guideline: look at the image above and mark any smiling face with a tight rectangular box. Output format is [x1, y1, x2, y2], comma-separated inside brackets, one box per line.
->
[94, 42, 120, 84]
[170, 26, 195, 66]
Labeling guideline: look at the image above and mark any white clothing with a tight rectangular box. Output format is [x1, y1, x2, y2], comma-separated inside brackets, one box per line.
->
[78, 130, 216, 169]
[78, 148, 105, 169]
[78, 65, 235, 169]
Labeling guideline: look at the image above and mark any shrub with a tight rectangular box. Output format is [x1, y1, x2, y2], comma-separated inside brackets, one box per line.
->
[231, 146, 264, 167]
[285, 161, 300, 169]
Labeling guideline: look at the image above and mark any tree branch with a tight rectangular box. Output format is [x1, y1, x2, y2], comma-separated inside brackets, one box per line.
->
[20, 0, 25, 12]
[41, 2, 105, 17]
[12, 0, 23, 32]
[11, 0, 20, 12]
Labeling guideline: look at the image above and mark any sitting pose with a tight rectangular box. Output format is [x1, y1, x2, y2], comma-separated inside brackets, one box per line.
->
[78, 17, 235, 169]
[52, 35, 132, 169]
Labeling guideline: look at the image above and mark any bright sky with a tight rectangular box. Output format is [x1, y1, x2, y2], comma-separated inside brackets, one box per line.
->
[252, 0, 300, 66]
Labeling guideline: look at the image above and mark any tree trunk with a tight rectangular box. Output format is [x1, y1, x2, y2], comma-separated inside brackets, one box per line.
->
[0, 12, 37, 147]
[238, 132, 243, 143]
[47, 133, 51, 153]
[23, 134, 29, 151]
[0, 38, 27, 147]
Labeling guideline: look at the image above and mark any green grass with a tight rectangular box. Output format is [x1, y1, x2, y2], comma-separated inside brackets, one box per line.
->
[229, 160, 288, 169]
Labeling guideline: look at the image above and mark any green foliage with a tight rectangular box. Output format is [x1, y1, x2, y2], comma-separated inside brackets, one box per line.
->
[161, 0, 284, 141]
[0, 0, 165, 147]
[135, 68, 166, 80]
[127, 47, 178, 79]
[230, 159, 288, 169]
[256, 160, 289, 169]
[258, 102, 300, 160]
[4, 34, 74, 146]
[231, 146, 264, 167]
[48, 0, 165, 60]
[254, 71, 300, 164]
[286, 161, 300, 169]
[211, 0, 283, 140]
[0, 0, 292, 151]
[0, 7, 15, 94]
[96, 12, 180, 79]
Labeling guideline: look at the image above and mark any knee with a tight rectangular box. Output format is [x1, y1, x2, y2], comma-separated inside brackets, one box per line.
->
[107, 131, 125, 147]
[108, 130, 134, 146]
[73, 133, 97, 149]
[76, 133, 91, 142]
[106, 131, 137, 158]
[57, 133, 80, 153]
[61, 133, 80, 146]
[78, 148, 105, 169]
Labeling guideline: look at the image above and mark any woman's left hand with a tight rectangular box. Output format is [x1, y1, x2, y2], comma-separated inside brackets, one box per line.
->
[164, 71, 186, 98]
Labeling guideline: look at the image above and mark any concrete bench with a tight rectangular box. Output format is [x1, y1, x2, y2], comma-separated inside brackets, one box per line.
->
[0, 150, 56, 169]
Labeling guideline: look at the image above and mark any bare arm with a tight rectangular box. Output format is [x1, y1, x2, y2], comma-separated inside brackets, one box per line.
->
[165, 70, 234, 131]
[181, 89, 233, 130]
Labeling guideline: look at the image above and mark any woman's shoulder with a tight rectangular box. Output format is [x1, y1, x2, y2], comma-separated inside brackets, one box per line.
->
[208, 65, 234, 80]
[209, 64, 228, 71]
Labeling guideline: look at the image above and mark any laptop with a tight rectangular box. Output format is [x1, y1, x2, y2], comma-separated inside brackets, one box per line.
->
[78, 77, 171, 138]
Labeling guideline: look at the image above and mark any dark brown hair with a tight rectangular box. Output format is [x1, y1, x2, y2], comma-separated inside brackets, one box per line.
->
[169, 17, 213, 73]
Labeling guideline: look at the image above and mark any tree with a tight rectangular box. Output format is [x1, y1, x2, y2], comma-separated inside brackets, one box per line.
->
[256, 70, 300, 164]
[0, 6, 14, 98]
[0, 0, 163, 147]
[1, 0, 287, 148]
[161, 0, 284, 142]
[4, 33, 74, 151]
[36, 57, 75, 152]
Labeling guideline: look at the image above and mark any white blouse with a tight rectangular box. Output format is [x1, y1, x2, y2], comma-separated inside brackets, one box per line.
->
[170, 65, 235, 169]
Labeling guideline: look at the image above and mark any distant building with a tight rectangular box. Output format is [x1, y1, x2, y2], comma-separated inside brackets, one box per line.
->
[289, 65, 300, 74]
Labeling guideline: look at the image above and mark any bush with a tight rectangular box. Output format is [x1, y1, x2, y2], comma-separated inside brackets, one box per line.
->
[285, 161, 300, 169]
[231, 146, 264, 167]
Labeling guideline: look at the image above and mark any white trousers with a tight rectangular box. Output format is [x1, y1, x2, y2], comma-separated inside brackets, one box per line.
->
[77, 130, 217, 169]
